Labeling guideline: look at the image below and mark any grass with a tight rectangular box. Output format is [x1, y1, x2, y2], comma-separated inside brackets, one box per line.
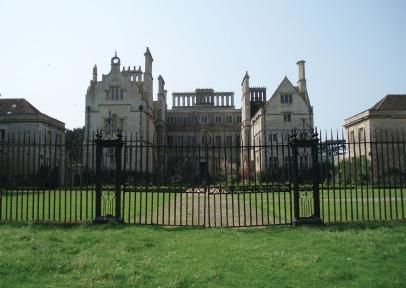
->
[0, 223, 405, 287]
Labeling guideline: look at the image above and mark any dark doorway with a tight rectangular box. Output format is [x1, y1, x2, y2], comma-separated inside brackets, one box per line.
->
[199, 162, 208, 183]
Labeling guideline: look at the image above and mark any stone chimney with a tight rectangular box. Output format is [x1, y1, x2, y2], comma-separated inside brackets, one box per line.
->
[144, 47, 154, 107]
[93, 65, 97, 82]
[297, 60, 306, 94]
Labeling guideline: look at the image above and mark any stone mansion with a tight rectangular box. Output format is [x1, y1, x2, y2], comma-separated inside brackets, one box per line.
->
[84, 47, 314, 177]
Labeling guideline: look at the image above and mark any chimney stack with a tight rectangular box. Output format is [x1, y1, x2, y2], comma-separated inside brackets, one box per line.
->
[93, 65, 97, 82]
[297, 60, 306, 94]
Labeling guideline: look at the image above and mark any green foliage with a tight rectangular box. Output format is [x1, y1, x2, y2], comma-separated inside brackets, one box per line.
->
[259, 166, 291, 183]
[32, 166, 60, 188]
[65, 127, 84, 163]
[334, 157, 372, 185]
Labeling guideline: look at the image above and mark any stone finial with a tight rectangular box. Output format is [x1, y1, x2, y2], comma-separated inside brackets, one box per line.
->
[144, 47, 154, 62]
[111, 51, 120, 65]
[241, 71, 250, 86]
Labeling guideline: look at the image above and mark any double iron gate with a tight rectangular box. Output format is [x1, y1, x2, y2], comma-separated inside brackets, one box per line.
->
[93, 131, 322, 226]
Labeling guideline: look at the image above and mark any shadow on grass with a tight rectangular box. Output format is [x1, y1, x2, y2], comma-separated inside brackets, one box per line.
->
[1, 219, 405, 234]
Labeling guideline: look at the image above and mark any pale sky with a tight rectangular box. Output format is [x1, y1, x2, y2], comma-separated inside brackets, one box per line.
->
[0, 0, 405, 131]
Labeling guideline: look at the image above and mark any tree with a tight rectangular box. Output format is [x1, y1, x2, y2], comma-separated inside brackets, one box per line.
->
[335, 157, 371, 185]
[65, 127, 84, 163]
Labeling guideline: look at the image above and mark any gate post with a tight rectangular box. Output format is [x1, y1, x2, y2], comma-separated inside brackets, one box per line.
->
[94, 130, 124, 224]
[115, 133, 123, 221]
[95, 132, 102, 220]
[312, 134, 321, 219]
[290, 130, 323, 225]
[291, 133, 300, 222]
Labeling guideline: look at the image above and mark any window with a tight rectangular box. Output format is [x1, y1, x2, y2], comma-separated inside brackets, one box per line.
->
[283, 113, 292, 122]
[215, 135, 222, 145]
[201, 115, 208, 124]
[215, 116, 222, 124]
[111, 114, 118, 130]
[268, 133, 278, 142]
[46, 157, 51, 168]
[167, 136, 174, 146]
[281, 94, 292, 104]
[269, 156, 278, 170]
[299, 155, 309, 170]
[226, 116, 232, 123]
[359, 128, 365, 142]
[349, 130, 355, 143]
[47, 131, 52, 144]
[202, 135, 209, 145]
[107, 87, 125, 101]
[236, 116, 242, 123]
[225, 135, 232, 146]
[284, 156, 293, 166]
[119, 118, 125, 131]
[235, 135, 240, 147]
[0, 129, 5, 140]
[187, 136, 195, 145]
[56, 134, 61, 145]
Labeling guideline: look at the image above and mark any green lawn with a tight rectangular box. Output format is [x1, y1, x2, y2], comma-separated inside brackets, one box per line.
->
[0, 223, 405, 287]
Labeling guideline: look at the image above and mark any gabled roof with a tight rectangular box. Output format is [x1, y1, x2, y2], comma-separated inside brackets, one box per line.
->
[0, 98, 41, 115]
[370, 94, 406, 111]
[266, 76, 309, 106]
[276, 76, 295, 92]
[0, 98, 65, 128]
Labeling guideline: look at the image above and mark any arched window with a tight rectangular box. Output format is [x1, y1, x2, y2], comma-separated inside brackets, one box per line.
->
[111, 114, 118, 131]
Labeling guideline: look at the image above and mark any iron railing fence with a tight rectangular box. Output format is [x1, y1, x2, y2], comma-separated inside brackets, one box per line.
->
[0, 129, 405, 226]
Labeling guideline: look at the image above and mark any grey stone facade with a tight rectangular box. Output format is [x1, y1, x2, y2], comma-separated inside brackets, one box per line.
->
[167, 89, 241, 179]
[0, 98, 65, 184]
[83, 50, 314, 179]
[84, 48, 167, 172]
[344, 95, 406, 184]
[242, 61, 314, 174]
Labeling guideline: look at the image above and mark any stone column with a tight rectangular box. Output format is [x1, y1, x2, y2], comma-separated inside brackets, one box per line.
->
[173, 96, 175, 107]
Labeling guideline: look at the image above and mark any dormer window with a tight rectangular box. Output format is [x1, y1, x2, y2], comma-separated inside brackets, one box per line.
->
[281, 94, 292, 104]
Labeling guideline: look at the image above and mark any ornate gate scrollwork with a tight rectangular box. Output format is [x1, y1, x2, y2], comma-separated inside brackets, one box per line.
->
[290, 130, 323, 225]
